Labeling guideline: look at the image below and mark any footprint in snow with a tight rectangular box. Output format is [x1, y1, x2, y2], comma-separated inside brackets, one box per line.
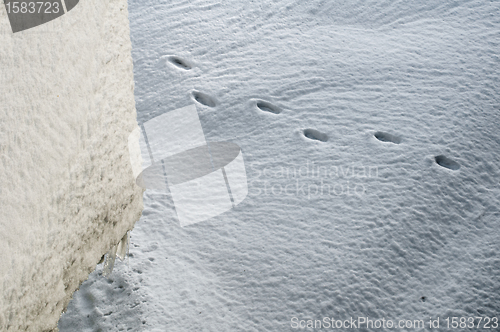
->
[167, 56, 192, 70]
[192, 91, 216, 107]
[434, 155, 460, 171]
[374, 131, 401, 144]
[256, 100, 281, 114]
[303, 129, 328, 142]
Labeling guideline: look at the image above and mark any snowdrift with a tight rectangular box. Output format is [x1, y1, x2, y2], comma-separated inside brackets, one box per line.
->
[0, 0, 143, 330]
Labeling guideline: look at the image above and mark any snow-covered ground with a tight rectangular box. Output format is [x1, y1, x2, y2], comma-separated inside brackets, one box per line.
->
[59, 0, 500, 331]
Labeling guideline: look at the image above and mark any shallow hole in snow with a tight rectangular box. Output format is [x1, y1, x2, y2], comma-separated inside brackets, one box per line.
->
[192, 90, 216, 107]
[256, 100, 281, 114]
[434, 155, 460, 170]
[374, 131, 401, 144]
[303, 128, 328, 142]
[167, 56, 192, 70]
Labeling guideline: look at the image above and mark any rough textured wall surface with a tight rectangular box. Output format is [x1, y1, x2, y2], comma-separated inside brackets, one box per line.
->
[0, 1, 143, 331]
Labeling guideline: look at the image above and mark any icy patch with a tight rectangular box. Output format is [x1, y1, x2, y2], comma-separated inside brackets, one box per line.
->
[102, 246, 117, 278]
[116, 232, 130, 261]
[102, 232, 130, 277]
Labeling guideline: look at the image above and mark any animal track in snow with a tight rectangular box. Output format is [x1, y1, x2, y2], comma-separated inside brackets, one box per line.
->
[374, 131, 401, 144]
[303, 129, 328, 142]
[256, 100, 281, 114]
[167, 56, 192, 70]
[434, 155, 460, 170]
[192, 91, 216, 107]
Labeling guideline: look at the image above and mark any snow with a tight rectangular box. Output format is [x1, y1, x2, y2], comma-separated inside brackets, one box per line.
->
[0, 0, 143, 330]
[59, 0, 500, 331]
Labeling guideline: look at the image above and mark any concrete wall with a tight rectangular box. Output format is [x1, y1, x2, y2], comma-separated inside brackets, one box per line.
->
[0, 1, 143, 330]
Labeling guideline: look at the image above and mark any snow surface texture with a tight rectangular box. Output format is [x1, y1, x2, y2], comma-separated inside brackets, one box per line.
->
[128, 104, 249, 227]
[0, 0, 143, 330]
[60, 0, 499, 331]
